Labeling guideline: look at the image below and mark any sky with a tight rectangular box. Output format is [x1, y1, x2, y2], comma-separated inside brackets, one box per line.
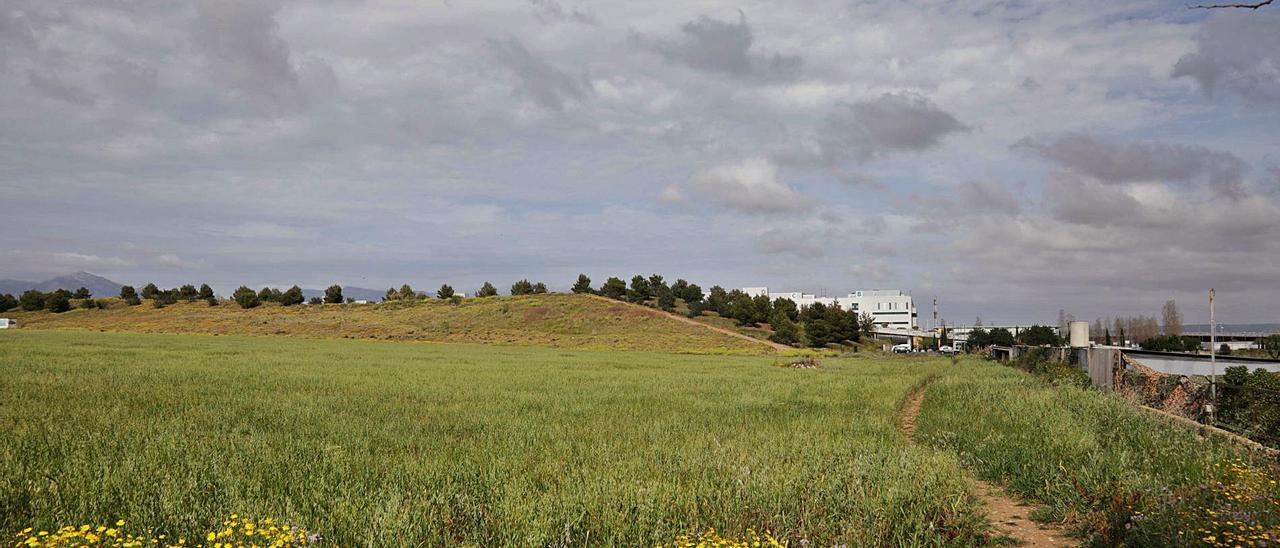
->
[1, 0, 1278, 325]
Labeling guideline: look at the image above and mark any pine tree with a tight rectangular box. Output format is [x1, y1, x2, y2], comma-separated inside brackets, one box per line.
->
[600, 277, 627, 300]
[324, 285, 344, 304]
[510, 279, 535, 295]
[571, 274, 593, 294]
[141, 283, 160, 299]
[198, 284, 215, 300]
[73, 287, 91, 299]
[477, 282, 498, 297]
[280, 285, 304, 306]
[437, 284, 455, 299]
[233, 286, 261, 309]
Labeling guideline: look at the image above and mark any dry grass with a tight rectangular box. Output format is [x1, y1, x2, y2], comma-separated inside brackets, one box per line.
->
[5, 294, 774, 354]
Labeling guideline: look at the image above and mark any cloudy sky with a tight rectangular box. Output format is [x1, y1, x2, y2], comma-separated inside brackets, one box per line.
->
[2, 0, 1278, 324]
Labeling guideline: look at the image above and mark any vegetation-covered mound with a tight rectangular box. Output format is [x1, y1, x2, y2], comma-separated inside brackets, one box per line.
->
[5, 293, 774, 354]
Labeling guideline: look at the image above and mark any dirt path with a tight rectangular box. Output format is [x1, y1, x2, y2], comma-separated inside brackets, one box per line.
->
[583, 294, 790, 352]
[901, 384, 1073, 547]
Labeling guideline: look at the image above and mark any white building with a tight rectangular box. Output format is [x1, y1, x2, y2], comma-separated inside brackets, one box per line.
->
[742, 287, 918, 330]
[0, 318, 14, 329]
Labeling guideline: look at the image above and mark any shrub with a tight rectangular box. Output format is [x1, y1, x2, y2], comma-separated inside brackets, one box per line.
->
[45, 291, 71, 313]
[78, 298, 96, 310]
[599, 277, 627, 300]
[73, 287, 91, 299]
[0, 293, 16, 312]
[571, 274, 593, 294]
[280, 285, 304, 306]
[141, 283, 159, 299]
[1140, 335, 1202, 353]
[308, 297, 323, 305]
[19, 290, 45, 311]
[233, 286, 261, 309]
[510, 279, 535, 296]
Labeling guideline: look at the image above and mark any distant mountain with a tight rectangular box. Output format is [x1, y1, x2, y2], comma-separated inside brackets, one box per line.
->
[301, 286, 387, 302]
[0, 272, 123, 298]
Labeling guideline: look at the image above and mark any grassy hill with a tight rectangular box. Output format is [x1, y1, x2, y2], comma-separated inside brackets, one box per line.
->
[5, 293, 775, 354]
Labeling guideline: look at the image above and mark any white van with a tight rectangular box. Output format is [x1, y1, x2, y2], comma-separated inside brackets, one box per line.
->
[0, 318, 15, 329]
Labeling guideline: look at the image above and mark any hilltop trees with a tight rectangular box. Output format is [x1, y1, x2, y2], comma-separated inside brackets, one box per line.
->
[117, 285, 141, 306]
[324, 285, 344, 304]
[510, 279, 536, 295]
[399, 285, 418, 300]
[199, 284, 215, 300]
[572, 274, 593, 294]
[476, 282, 498, 297]
[233, 286, 260, 309]
[19, 290, 45, 311]
[627, 275, 652, 303]
[73, 287, 91, 299]
[141, 283, 160, 300]
[437, 284, 455, 299]
[44, 290, 71, 313]
[179, 285, 198, 301]
[0, 293, 16, 312]
[280, 285, 304, 306]
[600, 277, 627, 300]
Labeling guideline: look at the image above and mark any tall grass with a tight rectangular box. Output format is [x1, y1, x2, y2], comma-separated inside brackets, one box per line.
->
[915, 362, 1278, 545]
[0, 331, 987, 546]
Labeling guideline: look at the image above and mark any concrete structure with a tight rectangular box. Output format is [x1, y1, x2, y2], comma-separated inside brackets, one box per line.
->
[1069, 321, 1089, 348]
[741, 287, 917, 330]
[0, 318, 14, 329]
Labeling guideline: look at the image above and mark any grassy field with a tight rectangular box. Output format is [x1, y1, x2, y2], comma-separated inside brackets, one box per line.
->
[4, 293, 773, 355]
[0, 331, 987, 546]
[916, 363, 1280, 546]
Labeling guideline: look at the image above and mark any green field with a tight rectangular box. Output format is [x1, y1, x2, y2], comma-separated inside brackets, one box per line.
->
[916, 363, 1280, 545]
[5, 331, 1277, 547]
[0, 331, 986, 546]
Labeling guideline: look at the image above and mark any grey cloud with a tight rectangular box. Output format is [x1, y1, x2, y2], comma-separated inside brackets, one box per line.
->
[1013, 132, 1249, 196]
[958, 179, 1023, 213]
[1042, 173, 1142, 226]
[26, 70, 97, 106]
[1173, 12, 1280, 105]
[487, 37, 591, 111]
[191, 0, 312, 111]
[650, 13, 801, 79]
[528, 0, 598, 25]
[755, 229, 825, 258]
[665, 158, 814, 214]
[819, 92, 968, 163]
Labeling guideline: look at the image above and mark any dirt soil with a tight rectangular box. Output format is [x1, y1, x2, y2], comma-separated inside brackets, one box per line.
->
[901, 385, 1074, 547]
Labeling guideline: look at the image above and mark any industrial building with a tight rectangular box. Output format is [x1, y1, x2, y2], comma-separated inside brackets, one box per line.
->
[741, 288, 918, 330]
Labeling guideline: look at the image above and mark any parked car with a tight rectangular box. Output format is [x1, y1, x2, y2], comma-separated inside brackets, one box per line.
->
[891, 343, 911, 353]
[938, 345, 957, 355]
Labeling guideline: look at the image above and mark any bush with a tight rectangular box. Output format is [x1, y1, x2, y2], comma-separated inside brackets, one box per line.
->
[510, 279, 535, 296]
[233, 286, 261, 309]
[73, 287, 91, 299]
[571, 274, 593, 294]
[308, 297, 323, 305]
[1012, 347, 1090, 388]
[45, 291, 71, 313]
[19, 290, 45, 311]
[1140, 335, 1201, 353]
[324, 285, 343, 304]
[141, 283, 160, 299]
[78, 298, 96, 310]
[600, 277, 627, 300]
[280, 285, 304, 306]
[0, 293, 16, 312]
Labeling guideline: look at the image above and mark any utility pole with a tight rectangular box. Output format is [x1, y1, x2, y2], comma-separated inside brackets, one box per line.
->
[1209, 288, 1217, 425]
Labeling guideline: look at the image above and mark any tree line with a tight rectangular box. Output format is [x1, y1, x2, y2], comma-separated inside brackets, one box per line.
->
[567, 273, 874, 348]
